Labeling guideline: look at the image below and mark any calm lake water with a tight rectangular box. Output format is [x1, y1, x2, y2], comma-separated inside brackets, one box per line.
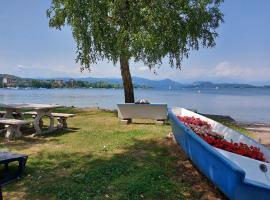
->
[1, 88, 270, 123]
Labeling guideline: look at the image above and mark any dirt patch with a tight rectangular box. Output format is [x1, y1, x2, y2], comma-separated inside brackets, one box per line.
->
[163, 133, 227, 200]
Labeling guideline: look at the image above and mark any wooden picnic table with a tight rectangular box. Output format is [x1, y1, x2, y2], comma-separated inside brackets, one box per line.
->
[0, 103, 62, 135]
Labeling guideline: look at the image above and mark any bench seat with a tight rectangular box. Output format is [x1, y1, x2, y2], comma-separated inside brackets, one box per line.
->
[0, 118, 29, 139]
[23, 112, 76, 129]
[24, 111, 75, 118]
[0, 118, 29, 126]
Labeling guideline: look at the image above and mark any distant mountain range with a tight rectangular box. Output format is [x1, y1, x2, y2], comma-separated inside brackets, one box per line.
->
[1, 74, 270, 89]
[73, 76, 186, 90]
[54, 76, 270, 89]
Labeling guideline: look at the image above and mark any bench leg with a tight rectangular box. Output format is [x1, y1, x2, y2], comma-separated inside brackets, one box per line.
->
[39, 119, 44, 128]
[156, 120, 165, 125]
[3, 108, 22, 119]
[3, 108, 15, 118]
[17, 157, 28, 178]
[34, 110, 54, 134]
[0, 186, 2, 200]
[4, 163, 9, 173]
[120, 118, 132, 125]
[5, 125, 22, 139]
[57, 117, 68, 129]
[31, 115, 43, 128]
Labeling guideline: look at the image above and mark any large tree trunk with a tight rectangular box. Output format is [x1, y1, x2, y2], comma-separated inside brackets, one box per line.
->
[120, 56, 135, 103]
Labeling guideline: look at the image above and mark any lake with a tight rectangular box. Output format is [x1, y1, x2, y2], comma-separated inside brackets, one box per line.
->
[1, 88, 270, 123]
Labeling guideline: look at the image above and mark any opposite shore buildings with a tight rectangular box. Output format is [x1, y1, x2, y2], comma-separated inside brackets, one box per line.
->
[2, 76, 17, 88]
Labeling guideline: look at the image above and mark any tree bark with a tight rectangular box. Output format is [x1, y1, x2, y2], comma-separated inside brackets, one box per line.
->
[120, 56, 135, 103]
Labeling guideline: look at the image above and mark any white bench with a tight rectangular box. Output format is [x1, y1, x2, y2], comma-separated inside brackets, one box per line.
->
[117, 103, 168, 124]
[0, 118, 30, 139]
[23, 112, 76, 129]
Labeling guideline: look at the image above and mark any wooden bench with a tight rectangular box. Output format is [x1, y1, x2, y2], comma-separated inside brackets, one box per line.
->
[23, 112, 76, 129]
[0, 152, 28, 200]
[0, 118, 30, 139]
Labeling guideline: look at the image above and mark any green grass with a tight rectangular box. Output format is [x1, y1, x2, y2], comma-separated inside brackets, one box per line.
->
[0, 108, 229, 200]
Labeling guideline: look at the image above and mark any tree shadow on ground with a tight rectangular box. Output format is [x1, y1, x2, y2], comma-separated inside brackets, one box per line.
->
[40, 127, 80, 138]
[131, 122, 170, 126]
[130, 119, 170, 126]
[0, 135, 47, 152]
[0, 127, 80, 153]
[3, 137, 227, 200]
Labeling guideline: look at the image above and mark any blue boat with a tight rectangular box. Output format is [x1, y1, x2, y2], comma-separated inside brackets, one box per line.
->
[169, 107, 270, 200]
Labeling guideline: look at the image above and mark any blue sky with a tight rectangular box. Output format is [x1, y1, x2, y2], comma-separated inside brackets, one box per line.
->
[0, 0, 270, 84]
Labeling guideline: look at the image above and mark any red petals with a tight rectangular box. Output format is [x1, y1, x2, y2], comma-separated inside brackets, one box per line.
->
[177, 116, 267, 162]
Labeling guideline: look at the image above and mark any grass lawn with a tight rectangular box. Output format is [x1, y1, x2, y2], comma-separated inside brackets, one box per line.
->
[0, 108, 251, 200]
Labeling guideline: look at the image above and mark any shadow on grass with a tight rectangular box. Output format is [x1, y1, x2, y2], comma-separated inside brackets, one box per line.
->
[0, 127, 80, 153]
[129, 119, 170, 126]
[40, 127, 80, 138]
[3, 138, 227, 200]
[0, 135, 47, 151]
[131, 122, 170, 126]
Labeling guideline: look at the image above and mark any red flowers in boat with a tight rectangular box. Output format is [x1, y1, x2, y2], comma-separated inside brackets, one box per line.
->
[178, 116, 211, 128]
[177, 116, 267, 162]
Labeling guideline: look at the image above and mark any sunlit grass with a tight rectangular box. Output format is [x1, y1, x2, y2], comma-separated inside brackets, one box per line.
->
[1, 108, 229, 199]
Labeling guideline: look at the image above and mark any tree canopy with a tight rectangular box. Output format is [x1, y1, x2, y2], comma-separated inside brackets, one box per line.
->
[47, 0, 223, 71]
[48, 0, 223, 102]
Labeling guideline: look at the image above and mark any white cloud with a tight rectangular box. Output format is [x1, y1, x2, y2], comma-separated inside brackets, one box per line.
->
[212, 62, 250, 77]
[138, 66, 149, 72]
[150, 61, 270, 84]
[210, 62, 270, 81]
[17, 64, 31, 69]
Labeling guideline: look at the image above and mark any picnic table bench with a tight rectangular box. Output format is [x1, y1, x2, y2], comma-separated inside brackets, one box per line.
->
[0, 111, 21, 119]
[0, 152, 28, 200]
[0, 118, 30, 139]
[0, 103, 62, 135]
[23, 112, 76, 129]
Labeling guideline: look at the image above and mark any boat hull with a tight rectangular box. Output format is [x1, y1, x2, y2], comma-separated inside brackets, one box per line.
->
[169, 108, 270, 200]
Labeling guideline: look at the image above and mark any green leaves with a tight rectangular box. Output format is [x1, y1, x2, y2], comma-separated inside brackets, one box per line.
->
[48, 0, 224, 71]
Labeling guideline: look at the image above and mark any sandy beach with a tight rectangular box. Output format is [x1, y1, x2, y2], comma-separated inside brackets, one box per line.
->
[239, 122, 270, 149]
